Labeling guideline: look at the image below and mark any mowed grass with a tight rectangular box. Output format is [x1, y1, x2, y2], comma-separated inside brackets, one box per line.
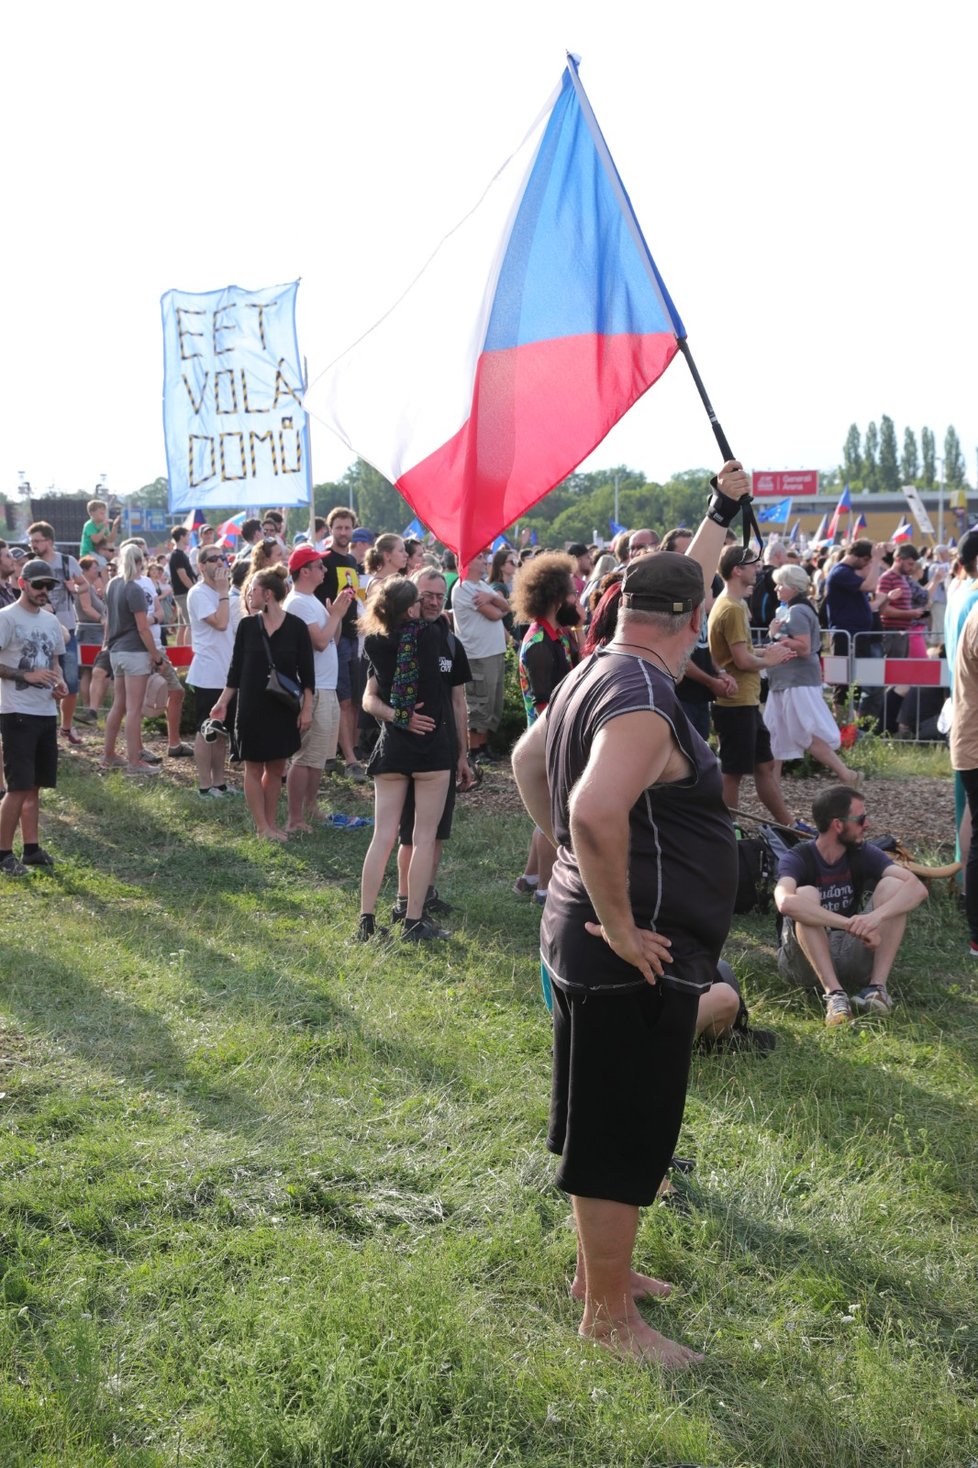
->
[1, 758, 977, 1468]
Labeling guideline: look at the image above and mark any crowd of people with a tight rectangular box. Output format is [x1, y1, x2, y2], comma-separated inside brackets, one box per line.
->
[3, 473, 973, 1369]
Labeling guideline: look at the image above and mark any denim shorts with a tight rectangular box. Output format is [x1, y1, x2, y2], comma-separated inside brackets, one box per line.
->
[61, 631, 80, 695]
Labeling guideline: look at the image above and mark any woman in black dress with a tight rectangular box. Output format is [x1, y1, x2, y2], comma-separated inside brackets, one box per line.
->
[210, 567, 314, 842]
[356, 578, 454, 941]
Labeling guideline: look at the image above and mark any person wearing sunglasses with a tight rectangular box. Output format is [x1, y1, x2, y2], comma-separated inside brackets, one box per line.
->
[0, 559, 69, 872]
[708, 544, 799, 829]
[187, 548, 234, 796]
[774, 785, 926, 1026]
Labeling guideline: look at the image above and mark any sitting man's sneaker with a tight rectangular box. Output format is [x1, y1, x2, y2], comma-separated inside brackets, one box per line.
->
[824, 989, 853, 1026]
[401, 917, 450, 942]
[851, 984, 894, 1016]
[22, 847, 55, 867]
[0, 854, 29, 877]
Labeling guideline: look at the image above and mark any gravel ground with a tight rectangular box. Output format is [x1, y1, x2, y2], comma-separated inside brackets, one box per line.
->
[460, 762, 958, 864]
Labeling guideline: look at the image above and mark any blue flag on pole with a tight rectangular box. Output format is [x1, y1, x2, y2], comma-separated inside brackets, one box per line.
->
[402, 517, 425, 539]
[755, 498, 790, 523]
[609, 519, 626, 536]
[490, 533, 511, 552]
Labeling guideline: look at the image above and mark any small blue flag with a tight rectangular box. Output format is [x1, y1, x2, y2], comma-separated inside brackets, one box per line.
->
[402, 517, 425, 539]
[609, 519, 626, 536]
[755, 498, 790, 524]
[490, 533, 511, 552]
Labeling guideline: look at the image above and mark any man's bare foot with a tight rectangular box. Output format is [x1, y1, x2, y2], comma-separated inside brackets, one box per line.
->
[286, 821, 312, 834]
[571, 1269, 671, 1302]
[257, 827, 289, 843]
[580, 1316, 704, 1369]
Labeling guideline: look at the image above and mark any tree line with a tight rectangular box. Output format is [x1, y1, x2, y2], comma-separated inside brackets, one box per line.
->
[842, 419, 968, 493]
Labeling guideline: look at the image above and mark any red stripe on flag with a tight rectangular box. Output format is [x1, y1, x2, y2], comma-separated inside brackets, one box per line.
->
[397, 331, 678, 564]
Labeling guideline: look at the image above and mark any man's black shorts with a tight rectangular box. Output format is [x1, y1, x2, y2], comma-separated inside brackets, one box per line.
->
[398, 771, 456, 846]
[192, 686, 223, 732]
[0, 713, 58, 791]
[547, 980, 699, 1207]
[712, 704, 773, 776]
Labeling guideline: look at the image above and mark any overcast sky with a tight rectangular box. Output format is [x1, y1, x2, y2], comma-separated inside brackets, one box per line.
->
[3, 0, 975, 503]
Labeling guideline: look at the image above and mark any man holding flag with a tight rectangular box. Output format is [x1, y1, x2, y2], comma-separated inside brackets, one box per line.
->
[513, 463, 750, 1368]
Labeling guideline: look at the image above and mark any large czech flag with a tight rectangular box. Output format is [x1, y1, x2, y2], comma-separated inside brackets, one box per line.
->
[304, 57, 685, 564]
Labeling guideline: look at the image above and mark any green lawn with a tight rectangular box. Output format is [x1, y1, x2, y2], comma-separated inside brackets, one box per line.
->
[1, 760, 976, 1467]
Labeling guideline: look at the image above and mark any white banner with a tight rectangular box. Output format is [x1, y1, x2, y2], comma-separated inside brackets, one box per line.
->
[902, 483, 935, 536]
[162, 281, 309, 512]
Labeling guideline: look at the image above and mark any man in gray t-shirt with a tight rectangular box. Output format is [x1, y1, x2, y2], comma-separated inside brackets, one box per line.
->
[27, 519, 85, 745]
[0, 559, 68, 874]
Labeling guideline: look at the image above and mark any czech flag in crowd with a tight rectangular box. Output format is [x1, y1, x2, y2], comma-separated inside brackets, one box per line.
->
[812, 512, 830, 543]
[788, 519, 801, 541]
[305, 57, 686, 565]
[216, 511, 247, 544]
[893, 518, 914, 543]
[853, 511, 868, 534]
[827, 483, 852, 538]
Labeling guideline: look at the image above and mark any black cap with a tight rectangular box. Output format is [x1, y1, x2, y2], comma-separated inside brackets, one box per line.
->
[621, 552, 704, 614]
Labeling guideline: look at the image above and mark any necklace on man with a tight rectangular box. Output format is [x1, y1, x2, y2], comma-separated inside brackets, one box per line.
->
[612, 642, 679, 682]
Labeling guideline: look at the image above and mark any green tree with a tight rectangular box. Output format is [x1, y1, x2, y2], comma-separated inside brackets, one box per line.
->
[133, 476, 170, 508]
[340, 459, 413, 535]
[944, 425, 967, 488]
[921, 427, 936, 488]
[878, 415, 900, 492]
[863, 421, 879, 491]
[901, 428, 919, 484]
[842, 424, 862, 486]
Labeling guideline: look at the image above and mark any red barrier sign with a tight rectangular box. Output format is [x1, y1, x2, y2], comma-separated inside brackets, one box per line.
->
[752, 470, 819, 497]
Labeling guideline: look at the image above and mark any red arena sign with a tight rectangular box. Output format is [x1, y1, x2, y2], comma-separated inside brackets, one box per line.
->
[752, 470, 819, 497]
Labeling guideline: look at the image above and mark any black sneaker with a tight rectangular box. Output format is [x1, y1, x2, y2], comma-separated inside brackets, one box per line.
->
[390, 899, 408, 924]
[401, 917, 450, 942]
[354, 913, 376, 942]
[424, 887, 452, 916]
[22, 847, 55, 868]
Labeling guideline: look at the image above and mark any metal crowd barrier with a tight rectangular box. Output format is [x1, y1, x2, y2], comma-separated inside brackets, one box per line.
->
[748, 625, 948, 741]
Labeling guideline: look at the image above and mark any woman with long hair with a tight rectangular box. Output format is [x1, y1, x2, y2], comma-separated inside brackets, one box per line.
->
[511, 554, 579, 902]
[362, 534, 407, 588]
[209, 567, 315, 841]
[356, 577, 454, 942]
[102, 542, 165, 775]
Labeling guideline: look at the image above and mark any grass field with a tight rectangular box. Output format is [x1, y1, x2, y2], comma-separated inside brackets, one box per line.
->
[1, 757, 976, 1468]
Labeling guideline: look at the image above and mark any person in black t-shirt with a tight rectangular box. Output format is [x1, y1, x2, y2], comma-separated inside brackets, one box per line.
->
[775, 785, 926, 1025]
[168, 526, 197, 647]
[513, 460, 752, 1370]
[315, 507, 363, 778]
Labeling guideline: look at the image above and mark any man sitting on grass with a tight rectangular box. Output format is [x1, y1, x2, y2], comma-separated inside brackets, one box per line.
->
[774, 785, 926, 1026]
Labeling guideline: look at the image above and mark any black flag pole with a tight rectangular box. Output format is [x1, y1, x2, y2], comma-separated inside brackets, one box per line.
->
[676, 337, 763, 559]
